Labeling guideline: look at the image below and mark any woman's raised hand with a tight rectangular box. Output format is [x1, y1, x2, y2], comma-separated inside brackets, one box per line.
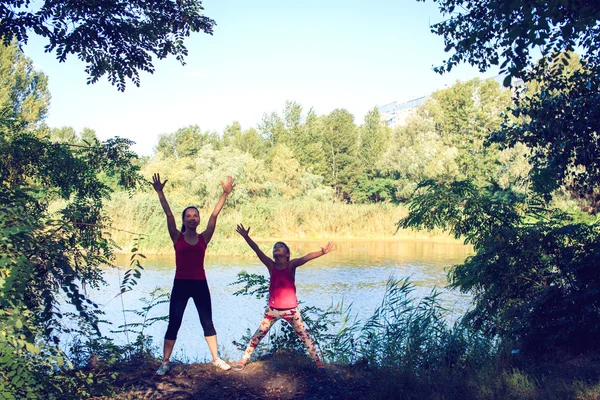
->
[236, 223, 250, 238]
[321, 241, 334, 255]
[152, 173, 167, 192]
[221, 176, 236, 195]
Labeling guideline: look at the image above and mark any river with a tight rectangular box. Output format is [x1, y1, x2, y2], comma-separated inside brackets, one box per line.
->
[86, 239, 472, 363]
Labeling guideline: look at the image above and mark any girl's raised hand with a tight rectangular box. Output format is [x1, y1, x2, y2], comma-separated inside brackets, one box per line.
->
[236, 223, 250, 238]
[221, 176, 236, 195]
[321, 241, 334, 255]
[152, 173, 167, 192]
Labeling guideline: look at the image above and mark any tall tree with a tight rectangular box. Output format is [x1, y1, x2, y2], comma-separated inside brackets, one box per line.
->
[284, 105, 327, 175]
[424, 0, 600, 201]
[80, 127, 99, 144]
[0, 42, 143, 398]
[494, 54, 600, 208]
[401, 0, 600, 354]
[349, 107, 393, 203]
[0, 40, 50, 129]
[283, 100, 303, 142]
[424, 78, 512, 179]
[321, 109, 359, 199]
[49, 126, 78, 144]
[359, 107, 391, 170]
[155, 125, 213, 158]
[268, 143, 303, 199]
[299, 108, 327, 175]
[423, 0, 600, 79]
[259, 111, 287, 147]
[1, 0, 216, 90]
[222, 121, 243, 147]
[49, 126, 100, 145]
[231, 127, 267, 159]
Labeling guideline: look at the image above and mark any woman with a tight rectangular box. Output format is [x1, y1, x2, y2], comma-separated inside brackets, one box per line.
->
[233, 223, 334, 370]
[152, 173, 234, 375]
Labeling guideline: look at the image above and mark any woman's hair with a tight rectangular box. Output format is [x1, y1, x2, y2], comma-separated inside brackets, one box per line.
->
[181, 206, 200, 233]
[274, 241, 291, 260]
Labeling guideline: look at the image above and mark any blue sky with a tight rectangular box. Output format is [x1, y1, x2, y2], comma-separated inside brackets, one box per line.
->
[23, 0, 499, 156]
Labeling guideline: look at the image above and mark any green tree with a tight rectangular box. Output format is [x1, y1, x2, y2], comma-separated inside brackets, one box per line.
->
[401, 180, 600, 353]
[0, 40, 50, 129]
[155, 125, 213, 157]
[80, 127, 99, 144]
[282, 105, 328, 176]
[0, 40, 142, 399]
[49, 126, 100, 145]
[268, 143, 303, 199]
[259, 110, 287, 148]
[425, 78, 512, 179]
[1, 0, 216, 90]
[492, 54, 600, 209]
[377, 78, 514, 201]
[379, 114, 458, 200]
[401, 0, 600, 355]
[321, 109, 360, 199]
[222, 120, 243, 147]
[423, 0, 600, 79]
[425, 0, 600, 201]
[231, 127, 267, 159]
[298, 108, 327, 175]
[49, 126, 78, 144]
[350, 108, 393, 203]
[359, 107, 390, 168]
[283, 100, 303, 138]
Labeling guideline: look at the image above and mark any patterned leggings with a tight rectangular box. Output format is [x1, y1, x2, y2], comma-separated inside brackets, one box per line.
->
[241, 306, 322, 365]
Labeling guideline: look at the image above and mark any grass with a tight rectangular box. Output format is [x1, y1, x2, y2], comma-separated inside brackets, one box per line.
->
[104, 194, 454, 255]
[86, 350, 600, 400]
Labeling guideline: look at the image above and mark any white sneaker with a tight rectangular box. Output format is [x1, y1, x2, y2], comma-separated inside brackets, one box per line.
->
[212, 358, 231, 371]
[155, 362, 169, 376]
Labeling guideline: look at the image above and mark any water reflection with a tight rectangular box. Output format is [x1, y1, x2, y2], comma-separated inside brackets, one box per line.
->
[93, 240, 472, 362]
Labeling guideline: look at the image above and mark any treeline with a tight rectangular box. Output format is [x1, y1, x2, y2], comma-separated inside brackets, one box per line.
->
[144, 77, 525, 204]
[51, 74, 585, 254]
[91, 76, 538, 253]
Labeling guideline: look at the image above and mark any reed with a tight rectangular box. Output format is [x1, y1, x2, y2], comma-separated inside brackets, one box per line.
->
[104, 194, 451, 254]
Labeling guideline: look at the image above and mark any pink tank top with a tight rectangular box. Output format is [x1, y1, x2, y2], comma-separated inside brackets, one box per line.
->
[269, 262, 298, 309]
[174, 234, 207, 280]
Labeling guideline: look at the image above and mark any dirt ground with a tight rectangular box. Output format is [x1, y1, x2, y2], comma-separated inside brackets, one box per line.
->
[85, 352, 600, 400]
[95, 357, 375, 400]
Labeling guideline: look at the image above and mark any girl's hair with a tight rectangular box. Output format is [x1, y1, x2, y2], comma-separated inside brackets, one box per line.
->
[274, 241, 291, 261]
[181, 206, 200, 233]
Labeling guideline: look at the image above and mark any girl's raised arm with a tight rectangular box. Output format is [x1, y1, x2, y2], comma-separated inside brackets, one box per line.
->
[236, 224, 274, 270]
[152, 173, 179, 244]
[202, 176, 235, 245]
[289, 241, 334, 269]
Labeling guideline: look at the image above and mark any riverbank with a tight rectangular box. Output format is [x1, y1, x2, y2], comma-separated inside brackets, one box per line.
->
[90, 351, 600, 400]
[112, 234, 466, 256]
[105, 194, 460, 255]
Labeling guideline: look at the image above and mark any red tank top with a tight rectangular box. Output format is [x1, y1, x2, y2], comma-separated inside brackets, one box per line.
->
[269, 262, 298, 309]
[174, 233, 207, 280]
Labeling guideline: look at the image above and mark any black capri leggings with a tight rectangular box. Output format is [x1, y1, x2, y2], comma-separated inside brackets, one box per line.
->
[165, 279, 216, 340]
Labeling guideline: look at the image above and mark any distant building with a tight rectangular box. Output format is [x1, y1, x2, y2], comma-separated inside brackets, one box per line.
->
[378, 74, 519, 128]
[378, 96, 427, 128]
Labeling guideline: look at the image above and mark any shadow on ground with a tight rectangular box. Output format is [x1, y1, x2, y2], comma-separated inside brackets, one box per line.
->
[96, 357, 373, 400]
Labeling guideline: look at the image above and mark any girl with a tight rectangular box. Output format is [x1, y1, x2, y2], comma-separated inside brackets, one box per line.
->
[152, 173, 234, 375]
[233, 223, 334, 370]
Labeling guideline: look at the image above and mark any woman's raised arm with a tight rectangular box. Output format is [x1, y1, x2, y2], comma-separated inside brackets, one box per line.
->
[152, 173, 179, 244]
[202, 176, 235, 245]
